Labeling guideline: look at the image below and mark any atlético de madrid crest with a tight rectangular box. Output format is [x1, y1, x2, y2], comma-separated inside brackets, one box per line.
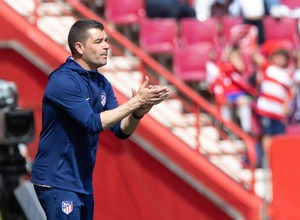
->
[62, 201, 73, 215]
[101, 92, 106, 107]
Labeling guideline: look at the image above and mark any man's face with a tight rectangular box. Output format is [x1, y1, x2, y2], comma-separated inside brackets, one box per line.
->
[80, 28, 110, 70]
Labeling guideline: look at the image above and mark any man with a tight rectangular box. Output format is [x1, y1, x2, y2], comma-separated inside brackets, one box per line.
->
[31, 18, 169, 219]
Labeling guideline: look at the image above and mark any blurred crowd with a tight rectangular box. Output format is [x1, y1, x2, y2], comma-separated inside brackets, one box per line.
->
[196, 0, 300, 166]
[82, 0, 300, 166]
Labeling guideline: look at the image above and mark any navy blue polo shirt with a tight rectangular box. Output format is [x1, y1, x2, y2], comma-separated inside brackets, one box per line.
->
[31, 57, 129, 194]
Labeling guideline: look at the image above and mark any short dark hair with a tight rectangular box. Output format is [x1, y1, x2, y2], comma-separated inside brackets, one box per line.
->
[68, 19, 105, 55]
[272, 49, 290, 61]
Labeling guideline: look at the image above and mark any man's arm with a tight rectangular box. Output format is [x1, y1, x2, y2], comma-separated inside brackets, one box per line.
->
[100, 77, 169, 133]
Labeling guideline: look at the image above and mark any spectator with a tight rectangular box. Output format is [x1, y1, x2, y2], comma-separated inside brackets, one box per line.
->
[206, 44, 253, 134]
[193, 0, 214, 21]
[211, 0, 234, 17]
[252, 39, 293, 164]
[146, 0, 196, 20]
[193, 0, 235, 21]
[264, 0, 281, 15]
[239, 0, 266, 45]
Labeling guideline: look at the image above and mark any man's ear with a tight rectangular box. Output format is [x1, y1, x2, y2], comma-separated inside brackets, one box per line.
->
[75, 42, 84, 55]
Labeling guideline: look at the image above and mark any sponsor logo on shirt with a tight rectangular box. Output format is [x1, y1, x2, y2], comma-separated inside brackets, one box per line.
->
[62, 201, 73, 215]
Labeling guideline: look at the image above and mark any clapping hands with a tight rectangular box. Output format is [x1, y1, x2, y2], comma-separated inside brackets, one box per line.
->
[132, 76, 170, 117]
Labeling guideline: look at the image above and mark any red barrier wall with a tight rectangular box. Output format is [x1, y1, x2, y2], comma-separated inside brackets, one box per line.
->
[270, 135, 300, 220]
[95, 130, 233, 220]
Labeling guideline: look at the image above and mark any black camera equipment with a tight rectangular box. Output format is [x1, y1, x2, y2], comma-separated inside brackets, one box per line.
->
[0, 79, 35, 220]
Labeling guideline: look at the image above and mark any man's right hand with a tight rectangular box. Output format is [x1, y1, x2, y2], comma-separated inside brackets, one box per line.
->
[134, 76, 170, 107]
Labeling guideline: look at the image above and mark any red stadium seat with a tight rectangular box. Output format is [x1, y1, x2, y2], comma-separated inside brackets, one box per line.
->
[104, 0, 146, 25]
[139, 18, 178, 54]
[263, 16, 299, 47]
[179, 17, 220, 47]
[173, 43, 217, 82]
[281, 0, 300, 9]
[219, 16, 243, 43]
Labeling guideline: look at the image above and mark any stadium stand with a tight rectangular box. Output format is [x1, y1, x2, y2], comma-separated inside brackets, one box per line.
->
[263, 16, 300, 48]
[179, 17, 220, 48]
[219, 16, 243, 45]
[172, 43, 217, 87]
[138, 17, 178, 55]
[281, 0, 300, 9]
[104, 0, 145, 25]
[4, 0, 293, 219]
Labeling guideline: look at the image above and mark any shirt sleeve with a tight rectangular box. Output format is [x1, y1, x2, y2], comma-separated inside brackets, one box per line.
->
[46, 72, 103, 135]
[102, 77, 131, 139]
